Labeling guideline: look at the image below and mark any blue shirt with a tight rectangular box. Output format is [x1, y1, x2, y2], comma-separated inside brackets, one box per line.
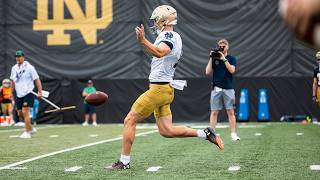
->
[212, 55, 236, 89]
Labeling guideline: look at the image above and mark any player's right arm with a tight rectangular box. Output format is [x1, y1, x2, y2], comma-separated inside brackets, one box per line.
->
[205, 51, 213, 76]
[135, 24, 171, 58]
[82, 89, 88, 97]
[9, 67, 15, 100]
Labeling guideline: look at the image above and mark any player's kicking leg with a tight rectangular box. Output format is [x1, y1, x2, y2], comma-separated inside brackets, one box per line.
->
[106, 113, 224, 170]
[155, 115, 224, 150]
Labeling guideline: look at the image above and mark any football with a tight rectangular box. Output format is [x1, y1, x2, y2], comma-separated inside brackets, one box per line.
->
[85, 91, 108, 106]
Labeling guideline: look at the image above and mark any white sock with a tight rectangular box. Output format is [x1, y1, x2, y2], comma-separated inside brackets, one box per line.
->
[231, 132, 237, 137]
[120, 154, 130, 165]
[197, 130, 207, 140]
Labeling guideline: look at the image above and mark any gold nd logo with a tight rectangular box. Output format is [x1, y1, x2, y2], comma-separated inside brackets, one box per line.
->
[33, 0, 113, 46]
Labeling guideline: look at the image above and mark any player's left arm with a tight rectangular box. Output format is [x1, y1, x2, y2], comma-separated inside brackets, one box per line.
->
[219, 52, 236, 74]
[135, 24, 171, 58]
[35, 79, 42, 98]
[30, 66, 42, 98]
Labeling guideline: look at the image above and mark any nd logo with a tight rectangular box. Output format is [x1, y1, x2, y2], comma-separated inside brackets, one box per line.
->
[33, 0, 113, 46]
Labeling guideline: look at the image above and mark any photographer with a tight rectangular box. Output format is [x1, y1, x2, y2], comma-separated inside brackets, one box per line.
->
[313, 51, 320, 105]
[205, 39, 240, 141]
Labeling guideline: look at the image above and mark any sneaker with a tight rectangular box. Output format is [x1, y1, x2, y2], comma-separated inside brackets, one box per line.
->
[204, 127, 224, 150]
[231, 133, 240, 141]
[105, 160, 130, 170]
[93, 122, 98, 127]
[82, 122, 88, 126]
[30, 128, 37, 134]
[15, 122, 25, 127]
[19, 131, 31, 139]
[0, 122, 8, 127]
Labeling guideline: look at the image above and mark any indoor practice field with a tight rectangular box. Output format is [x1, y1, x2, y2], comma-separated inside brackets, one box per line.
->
[0, 123, 319, 180]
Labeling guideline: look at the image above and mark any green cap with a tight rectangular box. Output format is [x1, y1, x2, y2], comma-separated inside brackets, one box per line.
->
[15, 50, 24, 57]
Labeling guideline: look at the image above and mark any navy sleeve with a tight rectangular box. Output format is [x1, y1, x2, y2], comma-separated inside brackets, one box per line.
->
[161, 41, 173, 50]
[228, 56, 237, 67]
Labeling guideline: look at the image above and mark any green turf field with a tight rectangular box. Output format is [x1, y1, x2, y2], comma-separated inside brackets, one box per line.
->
[0, 123, 319, 180]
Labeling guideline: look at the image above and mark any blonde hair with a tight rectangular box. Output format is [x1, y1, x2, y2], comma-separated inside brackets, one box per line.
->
[218, 39, 229, 46]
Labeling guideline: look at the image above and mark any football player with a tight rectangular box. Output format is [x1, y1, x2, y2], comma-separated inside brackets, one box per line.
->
[106, 5, 224, 170]
[313, 51, 320, 104]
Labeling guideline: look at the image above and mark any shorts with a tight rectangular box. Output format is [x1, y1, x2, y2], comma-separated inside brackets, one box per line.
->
[132, 84, 174, 118]
[84, 103, 96, 114]
[16, 93, 34, 110]
[1, 103, 12, 113]
[210, 87, 235, 111]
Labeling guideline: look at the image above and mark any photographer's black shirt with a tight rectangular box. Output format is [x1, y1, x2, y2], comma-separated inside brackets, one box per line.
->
[212, 55, 236, 89]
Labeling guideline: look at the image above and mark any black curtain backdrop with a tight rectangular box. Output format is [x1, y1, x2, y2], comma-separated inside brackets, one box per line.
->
[0, 0, 318, 123]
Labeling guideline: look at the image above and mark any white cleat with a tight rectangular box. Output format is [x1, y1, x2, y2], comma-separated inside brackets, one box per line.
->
[15, 122, 25, 127]
[231, 133, 240, 141]
[30, 128, 37, 134]
[93, 122, 98, 127]
[19, 131, 32, 139]
[82, 122, 88, 126]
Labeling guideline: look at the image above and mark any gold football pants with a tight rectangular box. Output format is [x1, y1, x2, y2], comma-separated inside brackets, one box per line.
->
[132, 84, 174, 118]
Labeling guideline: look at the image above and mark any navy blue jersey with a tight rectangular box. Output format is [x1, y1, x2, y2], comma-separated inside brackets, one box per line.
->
[212, 55, 236, 89]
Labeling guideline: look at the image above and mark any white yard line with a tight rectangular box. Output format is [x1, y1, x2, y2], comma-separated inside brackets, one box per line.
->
[0, 125, 73, 133]
[146, 166, 162, 172]
[65, 166, 82, 172]
[4, 166, 27, 170]
[310, 165, 320, 170]
[88, 134, 99, 137]
[228, 165, 240, 172]
[49, 135, 59, 138]
[9, 135, 19, 138]
[0, 130, 158, 170]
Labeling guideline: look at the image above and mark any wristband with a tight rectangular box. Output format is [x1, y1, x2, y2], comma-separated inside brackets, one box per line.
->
[223, 59, 228, 63]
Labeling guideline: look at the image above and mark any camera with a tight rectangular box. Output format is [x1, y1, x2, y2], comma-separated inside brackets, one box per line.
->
[210, 46, 224, 59]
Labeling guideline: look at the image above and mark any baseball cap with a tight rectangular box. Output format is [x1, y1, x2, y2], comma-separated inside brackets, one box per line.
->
[87, 80, 93, 84]
[15, 50, 25, 57]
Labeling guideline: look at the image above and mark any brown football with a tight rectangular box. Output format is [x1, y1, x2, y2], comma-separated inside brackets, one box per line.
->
[85, 91, 108, 106]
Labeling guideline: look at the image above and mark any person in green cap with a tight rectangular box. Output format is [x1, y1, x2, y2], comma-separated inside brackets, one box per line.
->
[10, 50, 42, 138]
[82, 80, 98, 126]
